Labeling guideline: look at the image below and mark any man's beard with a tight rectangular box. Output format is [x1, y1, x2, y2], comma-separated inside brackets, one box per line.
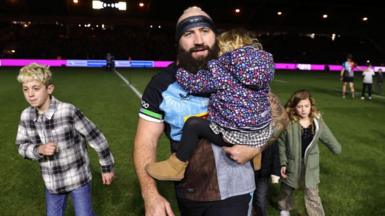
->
[177, 42, 220, 74]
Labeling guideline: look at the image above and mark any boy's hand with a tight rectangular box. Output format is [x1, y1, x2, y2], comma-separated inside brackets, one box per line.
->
[38, 143, 58, 156]
[102, 171, 115, 185]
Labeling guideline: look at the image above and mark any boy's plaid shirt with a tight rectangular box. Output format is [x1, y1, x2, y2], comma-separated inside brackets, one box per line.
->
[16, 97, 114, 194]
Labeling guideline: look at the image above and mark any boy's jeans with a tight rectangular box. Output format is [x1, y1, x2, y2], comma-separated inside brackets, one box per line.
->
[45, 182, 95, 216]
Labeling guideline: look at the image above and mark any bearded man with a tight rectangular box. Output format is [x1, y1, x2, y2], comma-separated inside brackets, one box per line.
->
[133, 6, 288, 216]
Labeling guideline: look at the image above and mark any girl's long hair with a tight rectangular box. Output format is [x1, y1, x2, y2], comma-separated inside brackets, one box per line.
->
[285, 89, 320, 121]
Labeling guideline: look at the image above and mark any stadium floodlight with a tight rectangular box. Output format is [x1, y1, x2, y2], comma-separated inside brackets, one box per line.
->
[92, 1, 103, 9]
[331, 33, 336, 41]
[115, 2, 127, 10]
[92, 0, 127, 11]
[308, 33, 315, 39]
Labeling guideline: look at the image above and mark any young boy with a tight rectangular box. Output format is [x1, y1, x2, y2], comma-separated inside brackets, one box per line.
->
[16, 63, 115, 216]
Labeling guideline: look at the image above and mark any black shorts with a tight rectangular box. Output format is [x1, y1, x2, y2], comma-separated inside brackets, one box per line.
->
[177, 193, 252, 216]
[343, 77, 354, 82]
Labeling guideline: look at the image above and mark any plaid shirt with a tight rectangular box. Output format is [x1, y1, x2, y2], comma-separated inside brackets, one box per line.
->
[16, 97, 114, 194]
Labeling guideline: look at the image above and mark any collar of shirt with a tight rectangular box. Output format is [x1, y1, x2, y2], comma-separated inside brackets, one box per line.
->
[32, 96, 58, 122]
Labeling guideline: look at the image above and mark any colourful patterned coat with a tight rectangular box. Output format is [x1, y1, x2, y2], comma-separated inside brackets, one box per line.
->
[176, 46, 275, 130]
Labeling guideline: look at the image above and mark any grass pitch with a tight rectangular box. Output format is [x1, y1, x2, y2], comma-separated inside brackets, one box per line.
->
[0, 67, 384, 215]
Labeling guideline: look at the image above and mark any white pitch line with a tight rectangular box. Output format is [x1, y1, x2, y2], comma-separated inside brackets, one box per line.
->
[114, 70, 142, 98]
[375, 94, 385, 99]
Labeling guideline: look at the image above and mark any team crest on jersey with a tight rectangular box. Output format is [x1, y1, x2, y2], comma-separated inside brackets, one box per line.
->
[141, 100, 150, 108]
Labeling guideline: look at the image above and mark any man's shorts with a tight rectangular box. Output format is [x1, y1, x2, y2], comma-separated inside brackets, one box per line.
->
[343, 76, 354, 82]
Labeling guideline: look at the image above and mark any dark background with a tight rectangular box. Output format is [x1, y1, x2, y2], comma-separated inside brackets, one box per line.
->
[1, 0, 384, 64]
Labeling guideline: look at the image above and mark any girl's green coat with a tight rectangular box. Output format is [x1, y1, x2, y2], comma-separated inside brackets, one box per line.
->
[278, 116, 342, 189]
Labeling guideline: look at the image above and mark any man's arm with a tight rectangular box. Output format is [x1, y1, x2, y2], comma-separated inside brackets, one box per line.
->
[133, 118, 174, 216]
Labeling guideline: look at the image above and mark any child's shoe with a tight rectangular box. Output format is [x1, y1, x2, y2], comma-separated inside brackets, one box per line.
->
[271, 174, 280, 184]
[146, 154, 188, 181]
[252, 153, 262, 171]
[280, 210, 290, 216]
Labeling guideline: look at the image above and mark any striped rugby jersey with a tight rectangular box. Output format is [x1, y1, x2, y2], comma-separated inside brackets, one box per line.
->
[139, 64, 255, 201]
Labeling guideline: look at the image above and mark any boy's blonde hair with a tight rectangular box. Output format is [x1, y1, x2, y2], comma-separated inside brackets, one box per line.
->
[17, 63, 52, 85]
[218, 29, 263, 56]
[285, 89, 320, 122]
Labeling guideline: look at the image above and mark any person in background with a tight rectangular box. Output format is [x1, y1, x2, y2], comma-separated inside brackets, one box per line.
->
[106, 52, 115, 71]
[340, 55, 356, 99]
[361, 62, 375, 100]
[375, 68, 383, 95]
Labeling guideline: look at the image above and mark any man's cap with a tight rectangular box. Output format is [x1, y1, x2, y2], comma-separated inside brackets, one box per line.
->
[175, 6, 216, 41]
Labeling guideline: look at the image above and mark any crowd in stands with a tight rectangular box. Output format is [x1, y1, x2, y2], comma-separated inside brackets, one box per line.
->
[0, 23, 175, 61]
[1, 22, 383, 64]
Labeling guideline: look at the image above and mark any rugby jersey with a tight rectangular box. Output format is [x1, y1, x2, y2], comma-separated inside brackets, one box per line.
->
[139, 64, 255, 201]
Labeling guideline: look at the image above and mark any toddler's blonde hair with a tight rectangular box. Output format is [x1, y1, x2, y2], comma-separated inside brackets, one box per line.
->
[218, 29, 263, 56]
[17, 63, 52, 85]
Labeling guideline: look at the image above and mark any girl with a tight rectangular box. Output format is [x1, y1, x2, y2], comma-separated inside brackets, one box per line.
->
[277, 90, 342, 216]
[146, 29, 274, 181]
